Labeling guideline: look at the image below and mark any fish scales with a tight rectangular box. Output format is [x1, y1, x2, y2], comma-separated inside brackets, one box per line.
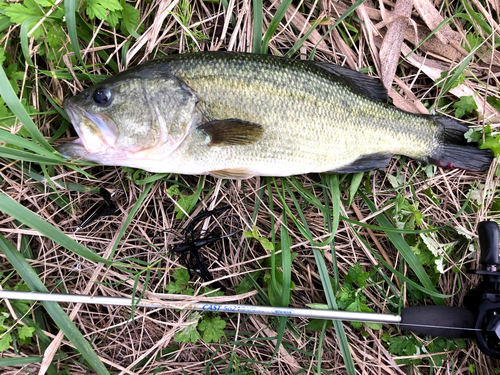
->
[58, 52, 492, 177]
[155, 54, 436, 174]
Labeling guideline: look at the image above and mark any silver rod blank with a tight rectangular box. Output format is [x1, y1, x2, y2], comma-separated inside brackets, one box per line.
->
[0, 290, 401, 324]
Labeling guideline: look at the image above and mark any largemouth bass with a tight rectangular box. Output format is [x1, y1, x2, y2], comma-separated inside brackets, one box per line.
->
[58, 52, 493, 178]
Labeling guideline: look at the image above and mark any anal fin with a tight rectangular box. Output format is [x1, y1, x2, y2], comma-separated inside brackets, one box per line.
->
[210, 168, 255, 179]
[327, 153, 392, 174]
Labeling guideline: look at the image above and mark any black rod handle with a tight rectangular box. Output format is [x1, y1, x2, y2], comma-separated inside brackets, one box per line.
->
[400, 306, 476, 338]
[478, 221, 499, 266]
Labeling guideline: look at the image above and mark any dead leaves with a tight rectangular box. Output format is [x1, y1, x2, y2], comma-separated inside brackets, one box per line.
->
[379, 0, 414, 91]
[325, 0, 500, 121]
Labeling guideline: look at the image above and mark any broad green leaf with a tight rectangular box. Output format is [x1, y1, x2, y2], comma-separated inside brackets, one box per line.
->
[172, 268, 190, 285]
[175, 194, 195, 219]
[365, 322, 382, 330]
[345, 263, 370, 288]
[487, 96, 500, 112]
[198, 316, 226, 342]
[4, 0, 43, 24]
[174, 312, 201, 344]
[243, 226, 274, 251]
[17, 325, 35, 340]
[306, 319, 332, 331]
[0, 332, 12, 351]
[37, 0, 55, 6]
[86, 0, 122, 21]
[480, 134, 500, 156]
[166, 282, 185, 294]
[0, 312, 9, 330]
[174, 323, 201, 343]
[453, 95, 477, 118]
[120, 2, 140, 38]
[106, 9, 121, 27]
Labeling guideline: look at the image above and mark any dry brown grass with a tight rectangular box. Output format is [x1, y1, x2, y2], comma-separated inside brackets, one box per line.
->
[1, 0, 500, 374]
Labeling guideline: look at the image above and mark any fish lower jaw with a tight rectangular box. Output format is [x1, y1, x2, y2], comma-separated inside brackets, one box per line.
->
[77, 129, 110, 154]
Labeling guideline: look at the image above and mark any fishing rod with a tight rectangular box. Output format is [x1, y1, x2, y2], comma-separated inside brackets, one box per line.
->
[1, 222, 499, 358]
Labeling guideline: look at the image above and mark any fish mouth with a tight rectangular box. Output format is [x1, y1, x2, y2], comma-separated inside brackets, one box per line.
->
[62, 99, 116, 155]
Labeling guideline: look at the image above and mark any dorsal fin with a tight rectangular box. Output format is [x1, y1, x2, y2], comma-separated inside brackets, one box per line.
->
[314, 62, 388, 103]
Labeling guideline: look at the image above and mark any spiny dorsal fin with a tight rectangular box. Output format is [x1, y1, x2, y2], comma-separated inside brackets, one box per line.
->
[210, 168, 256, 179]
[198, 119, 264, 146]
[314, 62, 388, 103]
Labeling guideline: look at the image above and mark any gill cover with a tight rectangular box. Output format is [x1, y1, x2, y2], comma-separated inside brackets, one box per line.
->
[62, 70, 199, 162]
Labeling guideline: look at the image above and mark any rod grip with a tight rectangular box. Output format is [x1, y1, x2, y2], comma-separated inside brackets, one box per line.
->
[400, 306, 476, 338]
[478, 221, 499, 265]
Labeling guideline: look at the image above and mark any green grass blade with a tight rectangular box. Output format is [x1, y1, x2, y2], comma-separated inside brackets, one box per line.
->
[278, 179, 356, 374]
[0, 65, 54, 151]
[271, 202, 293, 367]
[348, 172, 364, 207]
[108, 182, 155, 260]
[312, 246, 356, 375]
[359, 191, 444, 305]
[252, 0, 263, 54]
[460, 0, 493, 37]
[326, 174, 341, 290]
[437, 51, 475, 96]
[286, 178, 444, 235]
[280, 211, 291, 307]
[261, 0, 293, 54]
[348, 223, 451, 299]
[16, 222, 59, 374]
[186, 175, 205, 214]
[309, 0, 365, 59]
[284, 17, 322, 58]
[40, 85, 70, 122]
[20, 17, 39, 66]
[0, 129, 63, 159]
[0, 148, 69, 165]
[322, 175, 355, 375]
[64, 0, 84, 67]
[0, 193, 113, 265]
[0, 234, 109, 375]
[220, 0, 236, 26]
[74, 13, 119, 73]
[0, 355, 65, 366]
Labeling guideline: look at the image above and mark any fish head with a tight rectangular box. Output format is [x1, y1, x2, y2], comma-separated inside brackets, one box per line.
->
[59, 70, 198, 167]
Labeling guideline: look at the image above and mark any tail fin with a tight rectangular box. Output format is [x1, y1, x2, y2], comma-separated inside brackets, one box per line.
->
[428, 116, 493, 172]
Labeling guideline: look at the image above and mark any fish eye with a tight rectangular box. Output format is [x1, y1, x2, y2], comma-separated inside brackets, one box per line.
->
[92, 88, 112, 106]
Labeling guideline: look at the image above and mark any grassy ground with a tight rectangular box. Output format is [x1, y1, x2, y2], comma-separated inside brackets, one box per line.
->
[1, 0, 500, 374]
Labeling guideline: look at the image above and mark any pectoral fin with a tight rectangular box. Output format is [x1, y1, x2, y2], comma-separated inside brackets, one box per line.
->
[327, 153, 392, 173]
[210, 168, 256, 179]
[198, 119, 264, 146]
